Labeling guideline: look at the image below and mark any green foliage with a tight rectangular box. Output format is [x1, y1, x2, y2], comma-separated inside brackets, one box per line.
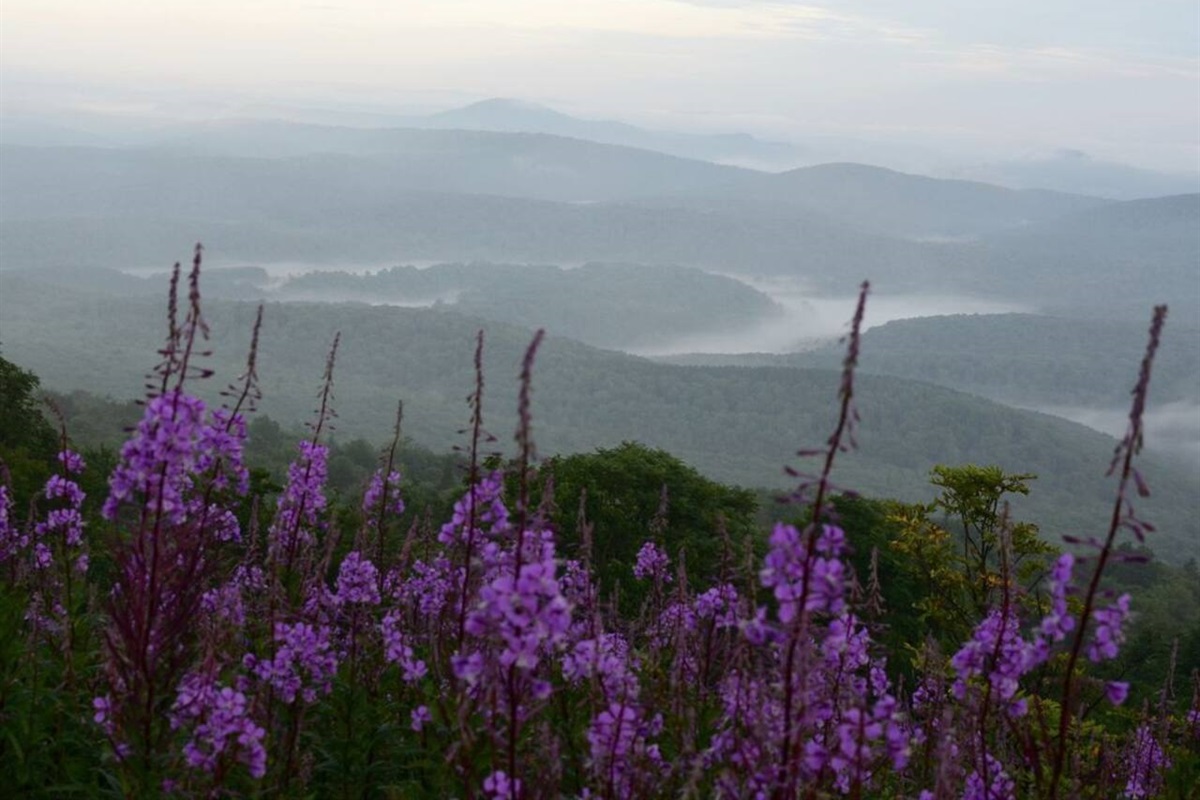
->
[885, 499, 976, 646]
[0, 352, 59, 508]
[824, 495, 950, 670]
[538, 442, 758, 612]
[0, 353, 57, 455]
[1095, 548, 1200, 710]
[0, 572, 107, 795]
[930, 464, 1054, 614]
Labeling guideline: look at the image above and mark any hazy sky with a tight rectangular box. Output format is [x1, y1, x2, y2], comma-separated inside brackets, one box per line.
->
[2, 0, 1197, 171]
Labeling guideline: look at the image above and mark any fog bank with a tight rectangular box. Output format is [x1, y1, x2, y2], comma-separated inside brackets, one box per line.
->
[1032, 401, 1200, 475]
[631, 275, 1031, 356]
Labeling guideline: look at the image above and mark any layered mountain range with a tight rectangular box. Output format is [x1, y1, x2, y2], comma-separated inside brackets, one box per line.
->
[2, 99, 1196, 559]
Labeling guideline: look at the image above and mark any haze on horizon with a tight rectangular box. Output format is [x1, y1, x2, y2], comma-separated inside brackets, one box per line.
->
[2, 0, 1198, 177]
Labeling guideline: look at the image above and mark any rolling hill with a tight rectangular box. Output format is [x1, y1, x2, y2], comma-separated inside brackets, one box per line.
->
[964, 194, 1200, 323]
[636, 162, 1104, 238]
[2, 275, 1196, 562]
[783, 313, 1200, 408]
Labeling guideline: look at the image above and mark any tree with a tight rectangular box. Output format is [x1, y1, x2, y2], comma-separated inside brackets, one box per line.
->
[930, 464, 1053, 614]
[537, 442, 758, 612]
[0, 352, 59, 508]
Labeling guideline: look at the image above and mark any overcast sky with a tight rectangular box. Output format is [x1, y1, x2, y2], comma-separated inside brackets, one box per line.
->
[2, 0, 1197, 171]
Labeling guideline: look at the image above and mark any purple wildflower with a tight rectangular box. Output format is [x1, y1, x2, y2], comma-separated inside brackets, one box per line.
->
[245, 621, 338, 704]
[450, 650, 485, 686]
[1088, 594, 1132, 663]
[44, 473, 85, 507]
[381, 610, 428, 683]
[200, 581, 246, 628]
[695, 583, 741, 627]
[93, 695, 115, 735]
[562, 633, 637, 700]
[1122, 724, 1169, 798]
[268, 440, 329, 562]
[34, 452, 89, 558]
[963, 753, 1015, 800]
[411, 705, 432, 732]
[633, 541, 671, 583]
[951, 608, 1037, 717]
[57, 450, 86, 474]
[334, 551, 381, 606]
[203, 504, 241, 543]
[463, 545, 571, 672]
[393, 556, 457, 617]
[438, 470, 509, 546]
[362, 468, 405, 518]
[196, 407, 249, 495]
[482, 770, 520, 800]
[102, 390, 208, 522]
[739, 606, 774, 646]
[761, 522, 847, 623]
[34, 508, 85, 552]
[171, 672, 267, 779]
[1031, 553, 1076, 662]
[650, 601, 697, 650]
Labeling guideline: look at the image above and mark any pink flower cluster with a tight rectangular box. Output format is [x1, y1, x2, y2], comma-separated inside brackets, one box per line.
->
[171, 672, 267, 778]
[633, 541, 671, 583]
[245, 621, 338, 704]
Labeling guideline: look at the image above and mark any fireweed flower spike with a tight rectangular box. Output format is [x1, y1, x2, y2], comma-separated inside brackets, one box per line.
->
[633, 541, 671, 583]
[362, 468, 405, 523]
[171, 671, 268, 779]
[1122, 725, 1169, 799]
[268, 439, 330, 565]
[36, 450, 88, 569]
[1049, 305, 1167, 798]
[773, 282, 868, 797]
[101, 390, 211, 524]
[1087, 593, 1132, 663]
[245, 621, 338, 705]
[1037, 553, 1076, 646]
[0, 482, 20, 562]
[333, 550, 381, 606]
[95, 247, 259, 782]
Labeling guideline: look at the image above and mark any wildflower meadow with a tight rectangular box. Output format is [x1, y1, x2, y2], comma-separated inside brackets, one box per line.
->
[1, 247, 1197, 799]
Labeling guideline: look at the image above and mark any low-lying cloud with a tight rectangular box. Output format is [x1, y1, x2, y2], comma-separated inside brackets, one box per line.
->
[630, 275, 1031, 356]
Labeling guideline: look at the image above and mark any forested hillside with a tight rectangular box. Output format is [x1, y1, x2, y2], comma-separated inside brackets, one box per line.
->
[3, 275, 1196, 561]
[4, 138, 1195, 324]
[273, 262, 783, 350]
[777, 313, 1200, 407]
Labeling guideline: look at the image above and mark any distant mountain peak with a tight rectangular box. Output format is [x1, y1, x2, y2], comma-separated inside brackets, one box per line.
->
[422, 97, 804, 168]
[457, 97, 554, 112]
[430, 97, 573, 124]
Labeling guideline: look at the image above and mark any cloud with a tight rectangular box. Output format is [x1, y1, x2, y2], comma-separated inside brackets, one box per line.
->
[914, 42, 1199, 83]
[1, 0, 1195, 171]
